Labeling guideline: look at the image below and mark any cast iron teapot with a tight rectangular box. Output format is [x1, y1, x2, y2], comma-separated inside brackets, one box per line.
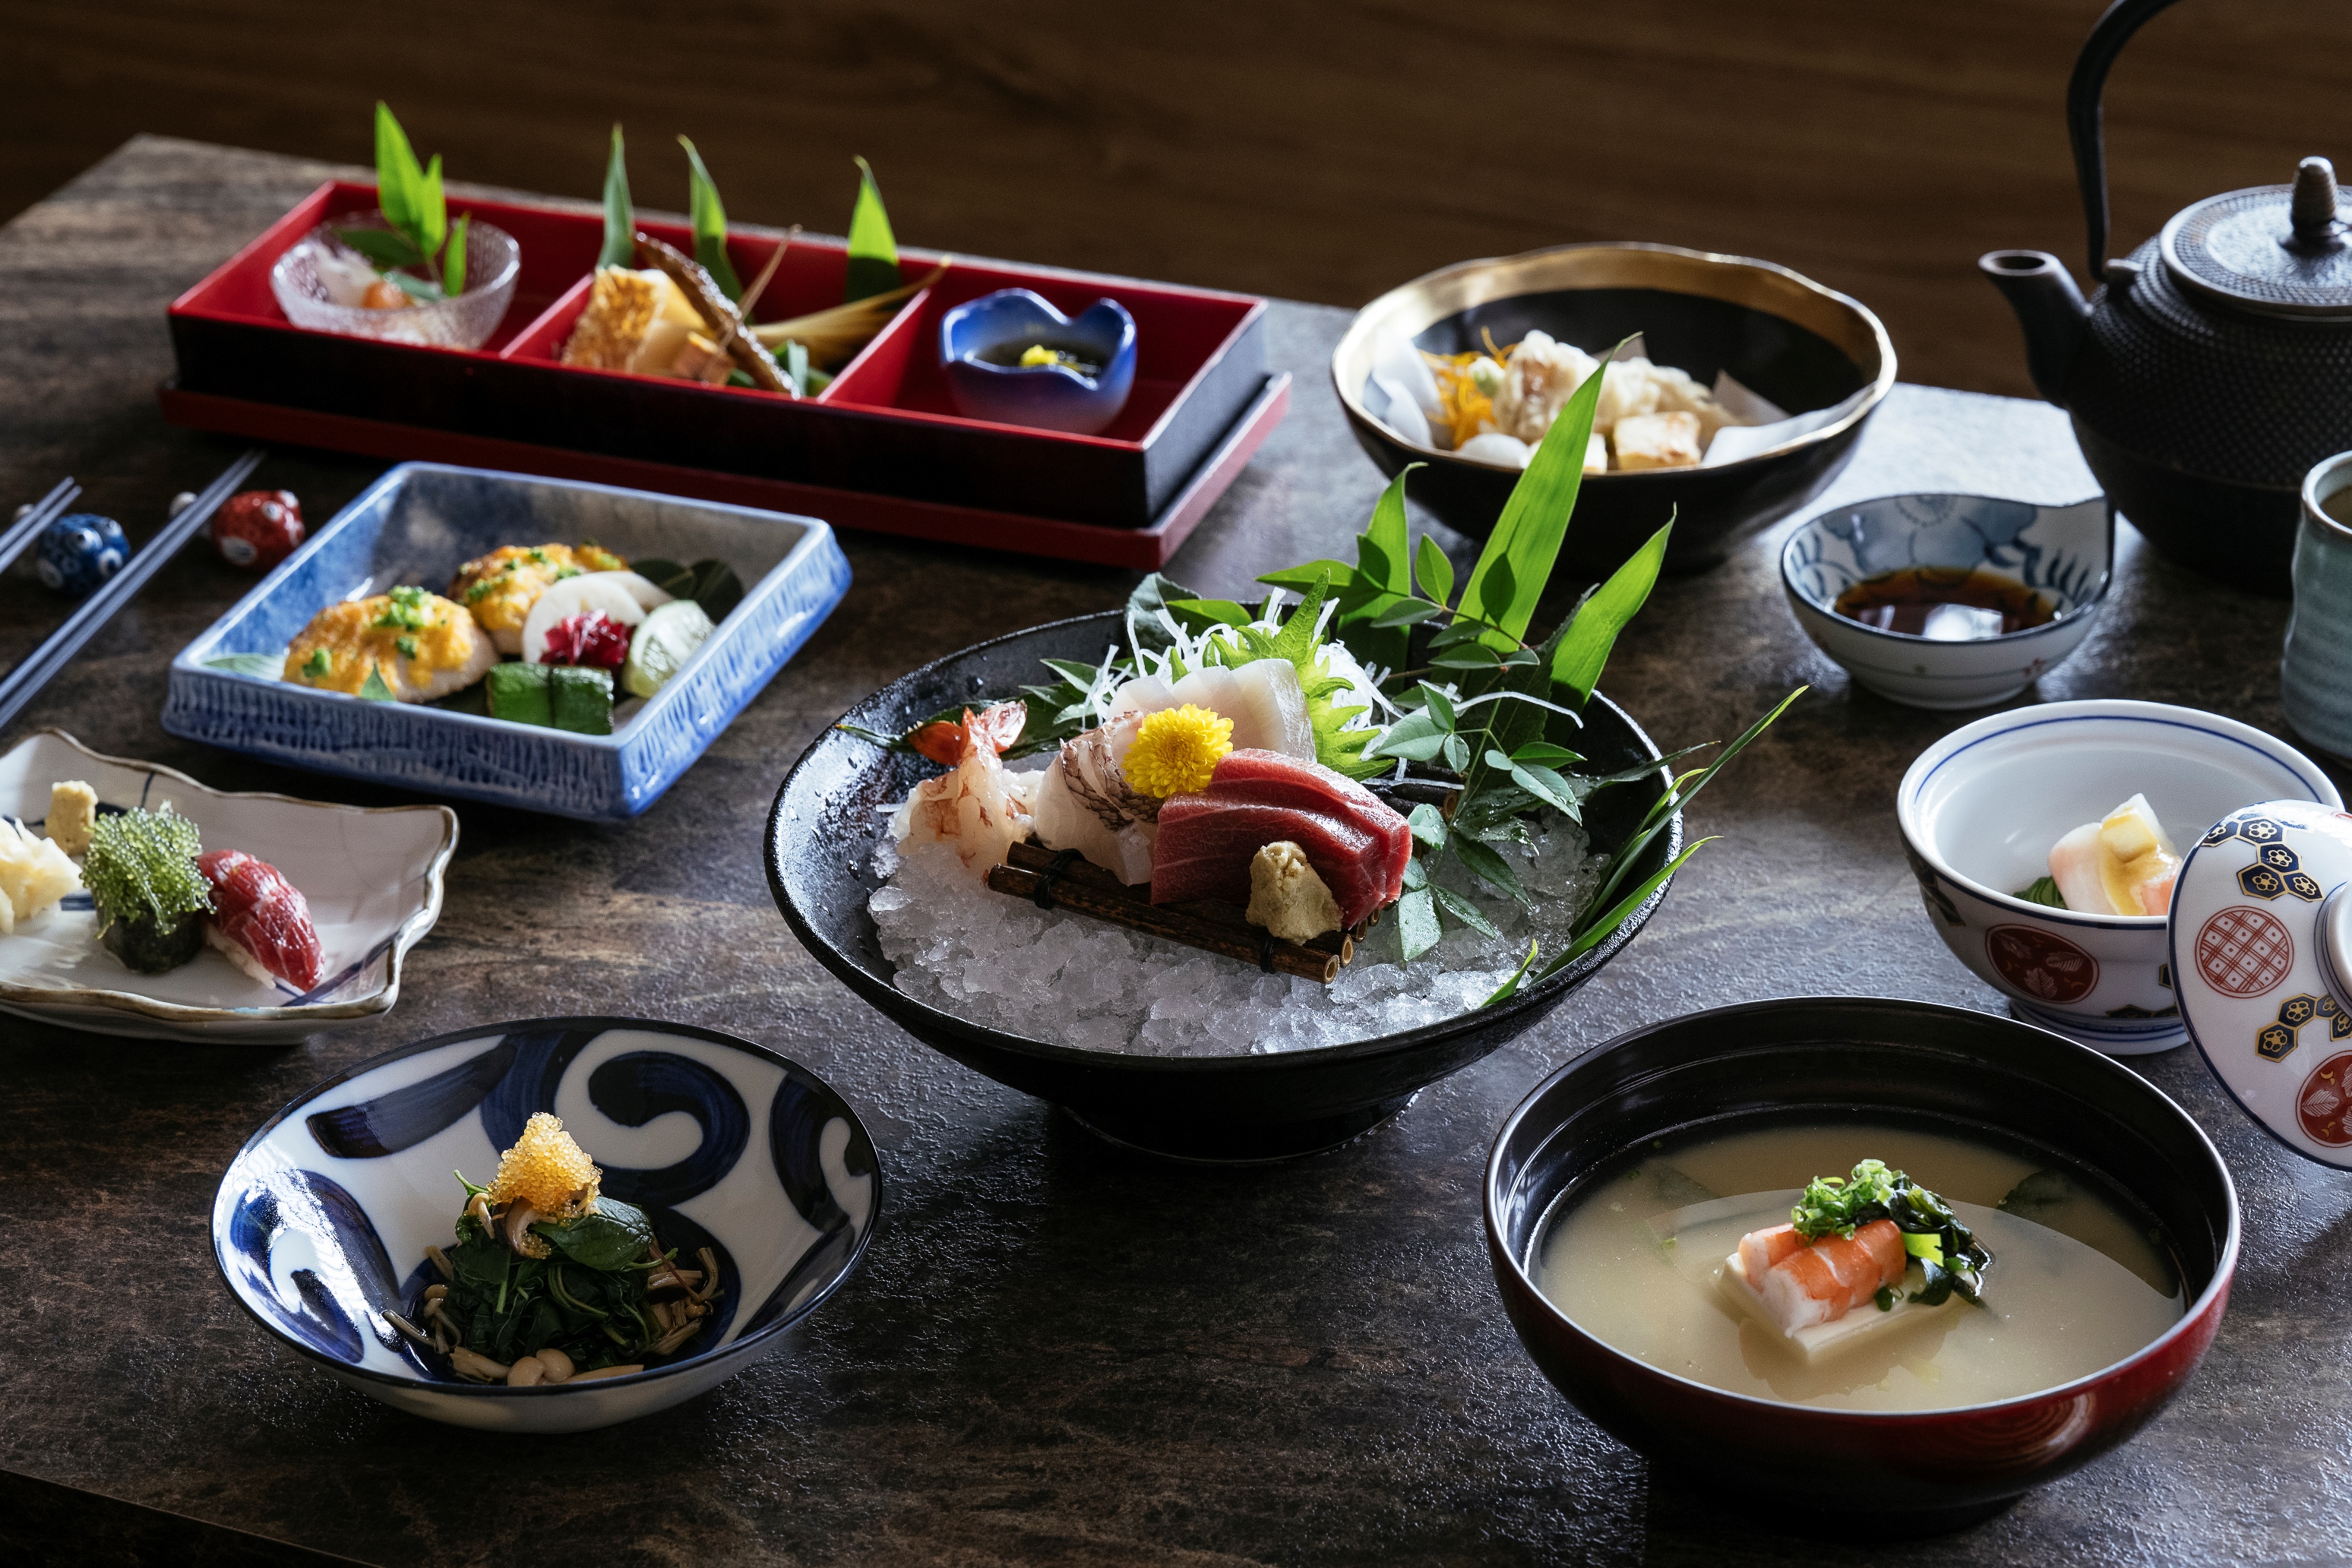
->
[1982, 0, 2352, 596]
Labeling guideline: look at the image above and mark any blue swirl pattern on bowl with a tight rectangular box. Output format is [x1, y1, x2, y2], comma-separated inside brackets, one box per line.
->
[213, 1018, 879, 1432]
[1781, 492, 2110, 710]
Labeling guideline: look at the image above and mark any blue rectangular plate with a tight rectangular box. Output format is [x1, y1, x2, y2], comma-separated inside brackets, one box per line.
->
[165, 463, 852, 820]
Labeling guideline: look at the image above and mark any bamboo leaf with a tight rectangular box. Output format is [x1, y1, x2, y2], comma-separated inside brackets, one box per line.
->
[441, 212, 469, 296]
[678, 136, 743, 301]
[416, 153, 447, 259]
[1587, 687, 1804, 918]
[1415, 534, 1455, 609]
[335, 227, 426, 271]
[372, 102, 422, 235]
[1371, 599, 1445, 629]
[1397, 886, 1441, 962]
[1431, 885, 1501, 938]
[1257, 560, 1359, 593]
[1458, 336, 1617, 645]
[1167, 596, 1253, 630]
[1449, 832, 1528, 905]
[598, 123, 634, 269]
[1480, 937, 1542, 1008]
[1551, 519, 1673, 703]
[845, 156, 901, 302]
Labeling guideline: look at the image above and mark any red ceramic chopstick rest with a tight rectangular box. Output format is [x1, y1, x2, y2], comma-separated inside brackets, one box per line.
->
[209, 489, 306, 572]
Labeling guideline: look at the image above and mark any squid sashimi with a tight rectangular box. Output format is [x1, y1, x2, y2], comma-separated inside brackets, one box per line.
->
[196, 849, 325, 991]
[1103, 659, 1314, 760]
[1209, 750, 1412, 898]
[1153, 799, 1389, 926]
[2047, 792, 2179, 915]
[1735, 1219, 1908, 1334]
[893, 701, 1036, 876]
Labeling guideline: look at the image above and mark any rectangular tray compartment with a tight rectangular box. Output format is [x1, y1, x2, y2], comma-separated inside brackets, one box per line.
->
[167, 182, 1276, 536]
[164, 463, 852, 820]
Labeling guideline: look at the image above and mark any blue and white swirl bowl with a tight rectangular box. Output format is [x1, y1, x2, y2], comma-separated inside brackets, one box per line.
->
[1782, 492, 2110, 710]
[213, 1018, 880, 1433]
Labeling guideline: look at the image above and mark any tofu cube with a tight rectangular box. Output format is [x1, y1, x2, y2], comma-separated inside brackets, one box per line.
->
[1611, 411, 1704, 471]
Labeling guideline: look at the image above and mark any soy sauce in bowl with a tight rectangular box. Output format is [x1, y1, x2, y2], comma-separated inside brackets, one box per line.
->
[1833, 567, 2056, 640]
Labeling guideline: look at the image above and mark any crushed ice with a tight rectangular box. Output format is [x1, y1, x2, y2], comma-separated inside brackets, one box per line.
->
[868, 818, 1604, 1057]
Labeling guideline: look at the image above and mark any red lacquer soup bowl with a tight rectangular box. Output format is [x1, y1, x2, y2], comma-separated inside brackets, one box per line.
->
[1485, 996, 2237, 1532]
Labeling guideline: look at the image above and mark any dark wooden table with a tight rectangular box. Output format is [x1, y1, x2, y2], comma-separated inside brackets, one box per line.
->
[2, 138, 2344, 1568]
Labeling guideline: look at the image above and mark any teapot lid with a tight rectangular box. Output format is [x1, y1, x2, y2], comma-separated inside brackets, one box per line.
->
[2171, 801, 2352, 1169]
[2162, 158, 2352, 318]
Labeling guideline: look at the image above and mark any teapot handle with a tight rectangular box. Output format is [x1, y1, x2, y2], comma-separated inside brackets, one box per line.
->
[2067, 0, 2188, 279]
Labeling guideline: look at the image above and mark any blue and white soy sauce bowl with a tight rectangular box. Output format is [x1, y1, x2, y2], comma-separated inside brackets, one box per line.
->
[1783, 493, 2110, 710]
[213, 1018, 880, 1433]
[940, 288, 1137, 435]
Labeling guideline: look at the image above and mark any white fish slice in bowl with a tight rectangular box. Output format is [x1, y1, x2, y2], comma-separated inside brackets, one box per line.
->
[0, 729, 455, 1042]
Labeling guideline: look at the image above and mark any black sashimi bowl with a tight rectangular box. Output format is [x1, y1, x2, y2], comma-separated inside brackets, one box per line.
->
[765, 611, 1680, 1162]
[1487, 997, 2237, 1532]
[1333, 242, 1895, 580]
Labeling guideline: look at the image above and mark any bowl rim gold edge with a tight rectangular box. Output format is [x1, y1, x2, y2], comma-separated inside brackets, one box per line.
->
[1329, 240, 1898, 480]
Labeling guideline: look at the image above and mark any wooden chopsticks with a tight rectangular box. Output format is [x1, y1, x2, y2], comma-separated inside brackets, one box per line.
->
[0, 448, 264, 736]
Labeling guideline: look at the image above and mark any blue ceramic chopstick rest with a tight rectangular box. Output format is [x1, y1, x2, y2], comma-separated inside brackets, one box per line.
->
[37, 514, 128, 596]
[940, 289, 1137, 435]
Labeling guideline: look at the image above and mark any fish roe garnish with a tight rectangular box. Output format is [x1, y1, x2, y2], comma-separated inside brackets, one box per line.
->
[487, 1112, 602, 1219]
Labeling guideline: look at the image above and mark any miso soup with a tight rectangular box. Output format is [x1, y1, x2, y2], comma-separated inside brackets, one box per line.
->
[1531, 1122, 2184, 1412]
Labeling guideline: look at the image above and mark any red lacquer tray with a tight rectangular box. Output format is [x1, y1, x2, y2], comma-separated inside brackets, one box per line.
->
[161, 181, 1287, 568]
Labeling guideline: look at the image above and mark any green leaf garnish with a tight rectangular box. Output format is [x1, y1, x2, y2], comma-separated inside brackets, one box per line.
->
[599, 123, 635, 270]
[358, 668, 396, 702]
[205, 651, 286, 679]
[678, 135, 743, 301]
[844, 156, 900, 303]
[441, 212, 469, 297]
[2016, 876, 2067, 909]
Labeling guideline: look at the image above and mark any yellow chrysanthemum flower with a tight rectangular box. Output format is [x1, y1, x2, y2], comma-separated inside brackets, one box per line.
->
[1124, 704, 1234, 798]
[488, 1112, 602, 1221]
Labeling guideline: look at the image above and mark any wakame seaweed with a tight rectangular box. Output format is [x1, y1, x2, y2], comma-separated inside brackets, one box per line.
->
[1790, 1159, 1993, 1307]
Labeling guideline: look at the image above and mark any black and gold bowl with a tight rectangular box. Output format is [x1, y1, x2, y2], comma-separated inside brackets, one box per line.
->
[1332, 242, 1895, 580]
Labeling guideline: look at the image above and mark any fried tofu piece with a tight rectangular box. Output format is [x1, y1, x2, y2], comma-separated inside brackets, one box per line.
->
[1611, 410, 1705, 471]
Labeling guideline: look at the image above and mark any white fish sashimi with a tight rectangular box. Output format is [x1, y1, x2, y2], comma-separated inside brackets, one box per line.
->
[1030, 713, 1158, 885]
[1103, 658, 1314, 760]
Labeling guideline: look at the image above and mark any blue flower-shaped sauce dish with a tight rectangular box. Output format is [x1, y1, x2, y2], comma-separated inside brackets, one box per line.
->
[940, 288, 1138, 434]
[1781, 493, 2110, 710]
[213, 1016, 880, 1433]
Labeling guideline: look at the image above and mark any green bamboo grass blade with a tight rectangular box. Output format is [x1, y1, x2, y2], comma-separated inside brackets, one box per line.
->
[416, 153, 447, 259]
[598, 124, 634, 269]
[678, 136, 743, 301]
[1587, 686, 1804, 918]
[373, 102, 422, 236]
[1541, 839, 1715, 979]
[1457, 335, 1622, 647]
[844, 156, 900, 303]
[1480, 937, 1542, 1007]
[1552, 517, 1672, 703]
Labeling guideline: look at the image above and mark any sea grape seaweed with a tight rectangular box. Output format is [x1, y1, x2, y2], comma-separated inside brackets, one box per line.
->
[85, 806, 209, 973]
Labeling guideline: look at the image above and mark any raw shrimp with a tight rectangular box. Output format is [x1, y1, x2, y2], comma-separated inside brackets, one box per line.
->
[893, 701, 1035, 875]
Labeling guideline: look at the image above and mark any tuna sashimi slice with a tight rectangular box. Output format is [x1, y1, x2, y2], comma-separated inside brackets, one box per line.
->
[197, 849, 325, 991]
[1207, 749, 1411, 903]
[1152, 798, 1388, 928]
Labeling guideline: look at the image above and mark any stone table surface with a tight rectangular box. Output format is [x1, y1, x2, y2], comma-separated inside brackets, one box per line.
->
[1, 137, 2345, 1568]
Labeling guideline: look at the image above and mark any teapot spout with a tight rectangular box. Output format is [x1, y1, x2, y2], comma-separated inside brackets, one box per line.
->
[1979, 251, 2089, 408]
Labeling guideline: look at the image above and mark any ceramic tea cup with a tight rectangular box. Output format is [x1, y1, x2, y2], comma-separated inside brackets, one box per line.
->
[1895, 700, 2340, 1054]
[1782, 493, 2110, 710]
[2281, 450, 2352, 760]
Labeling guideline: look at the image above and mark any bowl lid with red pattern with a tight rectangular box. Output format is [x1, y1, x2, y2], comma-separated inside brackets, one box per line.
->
[2170, 801, 2352, 1170]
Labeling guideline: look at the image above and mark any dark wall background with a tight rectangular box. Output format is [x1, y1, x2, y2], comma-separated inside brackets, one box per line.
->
[8, 0, 2345, 396]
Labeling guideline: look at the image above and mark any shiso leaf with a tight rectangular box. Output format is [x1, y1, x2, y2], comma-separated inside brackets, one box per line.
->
[679, 135, 744, 302]
[598, 123, 634, 270]
[844, 156, 901, 303]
